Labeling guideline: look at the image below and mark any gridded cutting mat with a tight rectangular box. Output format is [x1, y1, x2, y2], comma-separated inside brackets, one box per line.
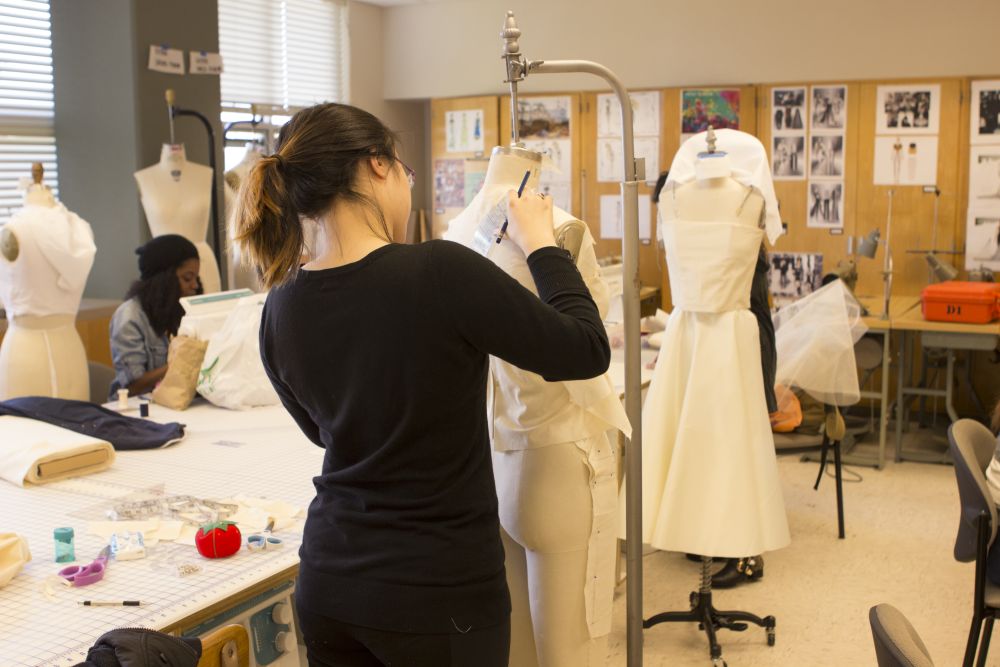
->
[0, 401, 323, 666]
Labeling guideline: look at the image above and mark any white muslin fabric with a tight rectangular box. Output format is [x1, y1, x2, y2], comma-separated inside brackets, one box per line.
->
[0, 416, 115, 486]
[773, 279, 868, 406]
[640, 220, 790, 557]
[445, 186, 630, 638]
[666, 129, 784, 245]
[0, 204, 96, 318]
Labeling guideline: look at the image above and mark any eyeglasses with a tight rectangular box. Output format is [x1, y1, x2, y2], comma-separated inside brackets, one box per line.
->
[396, 158, 416, 189]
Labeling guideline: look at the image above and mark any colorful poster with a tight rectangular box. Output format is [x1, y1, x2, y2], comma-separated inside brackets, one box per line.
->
[433, 159, 464, 208]
[518, 96, 571, 140]
[681, 89, 740, 135]
[445, 110, 484, 153]
[875, 84, 941, 135]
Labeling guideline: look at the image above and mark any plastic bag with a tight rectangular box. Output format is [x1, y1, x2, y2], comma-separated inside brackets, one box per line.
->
[196, 295, 278, 410]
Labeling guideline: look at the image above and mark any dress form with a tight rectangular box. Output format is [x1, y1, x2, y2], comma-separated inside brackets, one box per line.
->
[135, 144, 221, 293]
[445, 146, 630, 667]
[223, 145, 264, 291]
[0, 165, 95, 400]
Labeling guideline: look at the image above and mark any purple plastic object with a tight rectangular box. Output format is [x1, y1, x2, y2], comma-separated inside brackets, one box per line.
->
[58, 545, 110, 587]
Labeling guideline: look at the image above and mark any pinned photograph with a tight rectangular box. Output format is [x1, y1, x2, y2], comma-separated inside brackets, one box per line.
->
[767, 252, 824, 306]
[807, 181, 844, 228]
[517, 96, 571, 140]
[433, 159, 465, 208]
[873, 136, 938, 186]
[681, 89, 740, 135]
[772, 87, 806, 134]
[964, 215, 1000, 271]
[809, 135, 844, 178]
[970, 145, 1000, 202]
[772, 136, 805, 180]
[876, 84, 940, 135]
[810, 86, 847, 131]
[971, 80, 1000, 144]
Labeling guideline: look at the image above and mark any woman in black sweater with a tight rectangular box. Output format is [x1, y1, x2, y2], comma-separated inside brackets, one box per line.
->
[233, 103, 610, 667]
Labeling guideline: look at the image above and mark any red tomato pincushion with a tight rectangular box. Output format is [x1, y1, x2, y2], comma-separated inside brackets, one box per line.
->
[195, 521, 242, 559]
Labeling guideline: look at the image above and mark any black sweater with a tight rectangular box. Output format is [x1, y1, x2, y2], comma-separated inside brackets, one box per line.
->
[259, 240, 610, 633]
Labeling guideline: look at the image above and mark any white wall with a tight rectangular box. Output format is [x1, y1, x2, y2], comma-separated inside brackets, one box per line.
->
[383, 0, 1000, 100]
[350, 1, 429, 210]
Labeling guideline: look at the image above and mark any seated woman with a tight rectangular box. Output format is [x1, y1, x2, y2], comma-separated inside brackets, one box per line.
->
[984, 400, 1000, 585]
[108, 235, 201, 398]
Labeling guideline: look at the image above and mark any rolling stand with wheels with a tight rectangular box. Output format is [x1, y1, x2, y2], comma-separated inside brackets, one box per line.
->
[643, 556, 775, 666]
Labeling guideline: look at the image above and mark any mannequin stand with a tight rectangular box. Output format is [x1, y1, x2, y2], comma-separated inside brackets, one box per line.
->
[643, 557, 775, 667]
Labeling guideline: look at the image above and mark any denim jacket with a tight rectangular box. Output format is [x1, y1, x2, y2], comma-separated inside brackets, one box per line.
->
[108, 297, 168, 398]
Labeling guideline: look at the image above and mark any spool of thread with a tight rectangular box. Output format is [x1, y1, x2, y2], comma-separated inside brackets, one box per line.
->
[54, 527, 75, 563]
[117, 389, 129, 410]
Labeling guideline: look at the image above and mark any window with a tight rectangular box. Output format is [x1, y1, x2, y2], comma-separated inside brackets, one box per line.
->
[218, 0, 348, 111]
[0, 0, 57, 221]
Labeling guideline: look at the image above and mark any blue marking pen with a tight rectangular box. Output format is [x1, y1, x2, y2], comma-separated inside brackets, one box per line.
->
[497, 170, 532, 244]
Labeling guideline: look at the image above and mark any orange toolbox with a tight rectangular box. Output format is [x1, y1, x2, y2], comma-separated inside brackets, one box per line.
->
[920, 281, 1000, 324]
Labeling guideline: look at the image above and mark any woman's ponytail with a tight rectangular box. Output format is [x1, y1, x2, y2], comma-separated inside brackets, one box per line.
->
[232, 103, 398, 289]
[232, 153, 304, 290]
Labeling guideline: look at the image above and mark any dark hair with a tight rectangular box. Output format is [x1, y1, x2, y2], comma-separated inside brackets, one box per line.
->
[233, 103, 399, 289]
[651, 170, 670, 205]
[125, 264, 202, 337]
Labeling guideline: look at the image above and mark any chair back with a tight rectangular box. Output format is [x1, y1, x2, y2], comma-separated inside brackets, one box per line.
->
[196, 624, 249, 667]
[948, 419, 999, 562]
[87, 361, 115, 404]
[869, 604, 934, 667]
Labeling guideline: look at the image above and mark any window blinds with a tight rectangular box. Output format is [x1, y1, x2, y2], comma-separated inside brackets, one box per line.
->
[218, 0, 348, 110]
[0, 0, 57, 220]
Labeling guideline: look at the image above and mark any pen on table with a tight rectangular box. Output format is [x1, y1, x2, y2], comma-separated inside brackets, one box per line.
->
[79, 600, 143, 607]
[497, 170, 532, 244]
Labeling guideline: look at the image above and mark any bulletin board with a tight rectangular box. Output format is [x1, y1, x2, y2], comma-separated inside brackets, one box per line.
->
[429, 96, 499, 239]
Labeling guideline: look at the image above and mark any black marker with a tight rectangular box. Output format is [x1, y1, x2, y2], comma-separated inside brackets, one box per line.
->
[79, 600, 143, 606]
[497, 170, 532, 244]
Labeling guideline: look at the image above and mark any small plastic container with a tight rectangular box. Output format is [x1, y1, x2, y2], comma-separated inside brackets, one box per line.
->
[54, 527, 75, 563]
[921, 281, 1000, 324]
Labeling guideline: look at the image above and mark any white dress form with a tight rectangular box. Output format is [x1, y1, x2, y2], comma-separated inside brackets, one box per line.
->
[445, 147, 630, 667]
[0, 177, 95, 401]
[639, 149, 790, 557]
[135, 144, 221, 293]
[223, 145, 264, 292]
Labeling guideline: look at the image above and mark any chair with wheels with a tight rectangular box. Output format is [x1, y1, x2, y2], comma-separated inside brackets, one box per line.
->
[869, 603, 935, 667]
[948, 419, 1000, 667]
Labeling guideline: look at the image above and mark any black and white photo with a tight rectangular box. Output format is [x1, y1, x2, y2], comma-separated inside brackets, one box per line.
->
[767, 252, 824, 306]
[971, 80, 1000, 144]
[810, 86, 847, 130]
[807, 181, 844, 228]
[876, 84, 941, 134]
[772, 136, 805, 180]
[772, 87, 805, 134]
[809, 135, 844, 178]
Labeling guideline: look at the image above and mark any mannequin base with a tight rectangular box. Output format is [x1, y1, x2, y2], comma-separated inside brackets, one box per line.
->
[643, 557, 775, 667]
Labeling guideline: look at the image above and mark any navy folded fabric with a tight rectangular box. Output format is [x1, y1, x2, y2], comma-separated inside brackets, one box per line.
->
[0, 396, 185, 450]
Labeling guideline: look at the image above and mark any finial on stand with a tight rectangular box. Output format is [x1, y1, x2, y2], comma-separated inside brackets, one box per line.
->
[500, 10, 526, 145]
[500, 10, 521, 57]
[30, 162, 43, 185]
[705, 126, 717, 154]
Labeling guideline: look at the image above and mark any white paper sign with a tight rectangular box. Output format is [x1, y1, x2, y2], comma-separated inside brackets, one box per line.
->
[599, 194, 651, 240]
[190, 51, 224, 75]
[597, 91, 660, 138]
[598, 137, 659, 183]
[445, 110, 485, 153]
[873, 136, 938, 186]
[148, 45, 185, 75]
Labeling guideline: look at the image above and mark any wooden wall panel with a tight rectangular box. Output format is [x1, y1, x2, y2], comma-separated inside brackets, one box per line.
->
[429, 96, 499, 239]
